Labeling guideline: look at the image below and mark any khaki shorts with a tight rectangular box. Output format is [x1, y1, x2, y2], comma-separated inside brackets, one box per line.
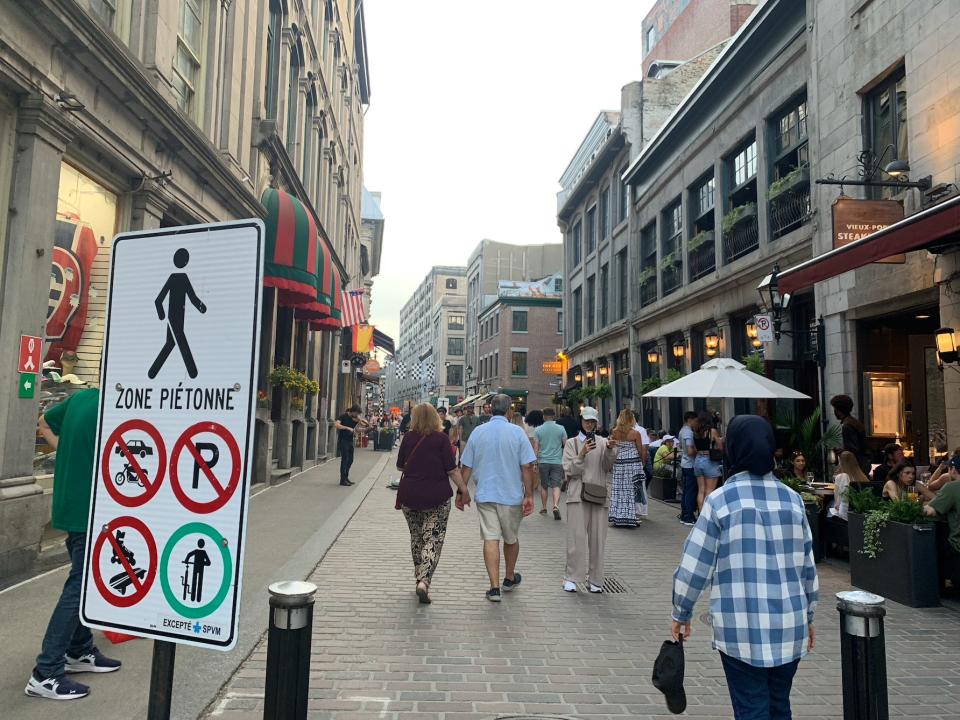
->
[477, 502, 523, 544]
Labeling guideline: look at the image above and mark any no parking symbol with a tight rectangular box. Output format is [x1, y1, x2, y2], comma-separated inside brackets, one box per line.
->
[170, 422, 241, 514]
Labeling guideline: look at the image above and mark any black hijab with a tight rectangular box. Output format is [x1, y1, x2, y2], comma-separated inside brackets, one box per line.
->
[725, 415, 776, 476]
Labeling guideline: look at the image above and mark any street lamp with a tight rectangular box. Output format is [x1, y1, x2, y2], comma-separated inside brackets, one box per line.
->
[704, 330, 720, 357]
[757, 264, 791, 341]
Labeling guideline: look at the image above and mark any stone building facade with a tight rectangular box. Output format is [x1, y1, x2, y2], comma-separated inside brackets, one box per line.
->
[464, 240, 562, 398]
[0, 0, 370, 581]
[476, 274, 564, 415]
[389, 266, 467, 409]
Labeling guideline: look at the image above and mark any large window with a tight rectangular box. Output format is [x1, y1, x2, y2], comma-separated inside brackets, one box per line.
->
[733, 141, 757, 187]
[865, 70, 908, 199]
[494, 312, 499, 334]
[661, 200, 683, 296]
[173, 0, 206, 118]
[446, 364, 463, 386]
[586, 275, 596, 335]
[616, 250, 628, 320]
[573, 287, 583, 342]
[599, 186, 610, 241]
[557, 310, 563, 334]
[599, 264, 609, 328]
[586, 205, 597, 254]
[447, 337, 464, 356]
[770, 94, 811, 238]
[286, 46, 301, 153]
[511, 351, 528, 377]
[724, 136, 760, 262]
[448, 313, 465, 330]
[689, 173, 716, 280]
[571, 220, 582, 266]
[639, 222, 657, 307]
[619, 166, 629, 224]
[265, 0, 282, 118]
[512, 310, 528, 332]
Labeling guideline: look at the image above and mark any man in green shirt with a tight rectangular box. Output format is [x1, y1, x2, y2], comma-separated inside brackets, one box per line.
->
[534, 408, 569, 519]
[924, 455, 960, 557]
[26, 389, 122, 701]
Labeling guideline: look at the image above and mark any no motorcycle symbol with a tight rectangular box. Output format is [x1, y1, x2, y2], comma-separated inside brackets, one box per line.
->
[101, 420, 167, 508]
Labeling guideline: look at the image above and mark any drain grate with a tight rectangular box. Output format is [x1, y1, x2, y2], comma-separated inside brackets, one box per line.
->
[576, 575, 629, 594]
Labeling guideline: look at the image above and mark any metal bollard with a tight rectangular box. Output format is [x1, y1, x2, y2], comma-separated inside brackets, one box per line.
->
[263, 580, 318, 720]
[836, 590, 888, 720]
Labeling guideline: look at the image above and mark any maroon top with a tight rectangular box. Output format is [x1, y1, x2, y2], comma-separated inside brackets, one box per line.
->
[396, 430, 456, 510]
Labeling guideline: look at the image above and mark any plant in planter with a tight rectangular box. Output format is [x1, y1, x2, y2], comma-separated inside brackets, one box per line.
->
[722, 202, 757, 235]
[639, 375, 662, 394]
[767, 165, 810, 200]
[659, 253, 677, 271]
[594, 384, 613, 400]
[257, 390, 270, 409]
[742, 353, 765, 375]
[638, 266, 655, 285]
[861, 498, 929, 559]
[664, 368, 684, 384]
[774, 406, 843, 482]
[688, 229, 713, 252]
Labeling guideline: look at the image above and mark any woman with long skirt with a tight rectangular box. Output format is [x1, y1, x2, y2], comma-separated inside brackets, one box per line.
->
[608, 409, 646, 527]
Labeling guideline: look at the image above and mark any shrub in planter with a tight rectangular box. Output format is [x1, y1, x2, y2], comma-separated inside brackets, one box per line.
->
[639, 375, 662, 394]
[722, 203, 757, 235]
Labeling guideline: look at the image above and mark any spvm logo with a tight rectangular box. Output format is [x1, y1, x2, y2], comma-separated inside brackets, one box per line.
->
[192, 622, 222, 636]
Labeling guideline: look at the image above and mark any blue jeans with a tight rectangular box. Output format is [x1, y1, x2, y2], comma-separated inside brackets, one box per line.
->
[36, 531, 94, 679]
[720, 652, 800, 720]
[680, 467, 697, 522]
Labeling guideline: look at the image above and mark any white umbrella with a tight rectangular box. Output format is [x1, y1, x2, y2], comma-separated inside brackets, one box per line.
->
[642, 358, 810, 399]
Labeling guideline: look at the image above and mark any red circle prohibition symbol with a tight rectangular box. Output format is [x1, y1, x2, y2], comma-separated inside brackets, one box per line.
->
[170, 421, 242, 514]
[92, 516, 158, 608]
[101, 420, 167, 508]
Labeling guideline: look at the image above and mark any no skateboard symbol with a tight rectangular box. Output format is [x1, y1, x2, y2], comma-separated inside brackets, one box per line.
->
[92, 516, 158, 608]
[101, 420, 167, 507]
[170, 422, 241, 514]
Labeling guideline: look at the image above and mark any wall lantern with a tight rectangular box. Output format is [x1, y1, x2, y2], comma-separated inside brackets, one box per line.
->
[574, 372, 583, 382]
[704, 330, 720, 357]
[757, 264, 791, 342]
[586, 369, 596, 379]
[599, 366, 609, 377]
[646, 347, 660, 365]
[935, 328, 958, 367]
[745, 321, 763, 349]
[672, 341, 686, 359]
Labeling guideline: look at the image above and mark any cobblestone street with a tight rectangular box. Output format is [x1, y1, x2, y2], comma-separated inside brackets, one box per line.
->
[208, 452, 960, 719]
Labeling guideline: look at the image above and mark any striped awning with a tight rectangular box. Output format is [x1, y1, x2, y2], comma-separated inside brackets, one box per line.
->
[309, 270, 344, 332]
[262, 188, 318, 306]
[295, 229, 335, 321]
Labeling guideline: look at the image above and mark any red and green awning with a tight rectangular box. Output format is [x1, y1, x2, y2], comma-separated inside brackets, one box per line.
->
[295, 230, 334, 320]
[261, 188, 318, 306]
[310, 269, 343, 332]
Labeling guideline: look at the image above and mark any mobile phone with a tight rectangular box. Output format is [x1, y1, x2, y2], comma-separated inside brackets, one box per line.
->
[585, 432, 596, 444]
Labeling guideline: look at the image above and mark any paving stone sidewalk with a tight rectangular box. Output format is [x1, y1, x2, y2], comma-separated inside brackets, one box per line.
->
[207, 455, 960, 719]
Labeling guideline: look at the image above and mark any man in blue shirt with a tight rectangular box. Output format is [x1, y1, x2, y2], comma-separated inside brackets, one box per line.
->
[677, 411, 698, 525]
[670, 415, 817, 720]
[533, 408, 568, 519]
[460, 394, 536, 602]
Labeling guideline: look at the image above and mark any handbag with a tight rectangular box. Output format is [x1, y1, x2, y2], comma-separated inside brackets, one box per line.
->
[708, 431, 723, 463]
[395, 433, 428, 510]
[574, 439, 608, 505]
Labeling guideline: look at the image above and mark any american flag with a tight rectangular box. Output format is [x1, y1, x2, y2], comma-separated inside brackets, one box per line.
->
[340, 289, 367, 327]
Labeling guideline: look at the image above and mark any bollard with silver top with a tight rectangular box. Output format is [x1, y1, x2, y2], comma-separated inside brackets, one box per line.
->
[836, 590, 888, 720]
[263, 580, 318, 720]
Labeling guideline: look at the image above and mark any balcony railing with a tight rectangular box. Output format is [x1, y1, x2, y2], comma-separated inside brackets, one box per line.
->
[769, 185, 812, 239]
[640, 276, 658, 307]
[722, 212, 759, 264]
[661, 262, 683, 297]
[688, 232, 716, 281]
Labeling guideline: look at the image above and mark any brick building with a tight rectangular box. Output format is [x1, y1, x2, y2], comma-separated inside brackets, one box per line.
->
[476, 273, 564, 415]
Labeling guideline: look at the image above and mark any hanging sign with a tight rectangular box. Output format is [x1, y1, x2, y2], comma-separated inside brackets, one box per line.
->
[18, 334, 42, 373]
[832, 197, 905, 263]
[81, 219, 264, 651]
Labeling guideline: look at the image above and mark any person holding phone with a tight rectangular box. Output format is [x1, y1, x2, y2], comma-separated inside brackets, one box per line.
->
[561, 407, 617, 593]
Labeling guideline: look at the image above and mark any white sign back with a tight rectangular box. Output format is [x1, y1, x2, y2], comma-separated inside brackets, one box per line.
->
[755, 314, 775, 343]
[81, 220, 263, 651]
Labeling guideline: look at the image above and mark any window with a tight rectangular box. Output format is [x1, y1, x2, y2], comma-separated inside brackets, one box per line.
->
[512, 310, 528, 332]
[690, 173, 717, 280]
[599, 186, 609, 240]
[639, 222, 657, 307]
[865, 70, 908, 199]
[599, 264, 609, 327]
[586, 205, 597, 254]
[173, 0, 206, 117]
[286, 46, 301, 152]
[662, 200, 683, 296]
[494, 312, 499, 334]
[573, 288, 583, 342]
[480, 321, 486, 341]
[445, 278, 458, 289]
[90, 0, 116, 25]
[586, 275, 596, 335]
[733, 141, 757, 187]
[695, 176, 715, 218]
[646, 26, 656, 55]
[265, 1, 282, 118]
[494, 351, 499, 376]
[447, 337, 464, 356]
[446, 364, 463, 386]
[303, 91, 316, 184]
[448, 313, 465, 330]
[616, 250, 628, 320]
[511, 351, 528, 377]
[770, 94, 811, 237]
[619, 167, 629, 223]
[557, 310, 563, 334]
[571, 220, 582, 266]
[554, 277, 563, 292]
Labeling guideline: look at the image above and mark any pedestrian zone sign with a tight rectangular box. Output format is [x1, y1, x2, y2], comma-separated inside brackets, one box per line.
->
[81, 220, 264, 651]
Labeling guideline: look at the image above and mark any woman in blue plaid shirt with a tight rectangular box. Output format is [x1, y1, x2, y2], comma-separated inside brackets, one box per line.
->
[669, 414, 818, 720]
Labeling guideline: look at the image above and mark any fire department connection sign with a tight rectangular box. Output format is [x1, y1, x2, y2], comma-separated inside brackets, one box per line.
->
[81, 220, 263, 651]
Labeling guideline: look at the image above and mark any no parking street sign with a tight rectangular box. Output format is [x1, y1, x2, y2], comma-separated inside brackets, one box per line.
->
[81, 220, 263, 651]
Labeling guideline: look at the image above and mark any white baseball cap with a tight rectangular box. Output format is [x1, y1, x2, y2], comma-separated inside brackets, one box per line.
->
[662, 434, 676, 442]
[581, 407, 599, 421]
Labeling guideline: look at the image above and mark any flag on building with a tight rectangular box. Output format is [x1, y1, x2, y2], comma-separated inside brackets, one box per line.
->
[352, 323, 374, 353]
[340, 289, 367, 327]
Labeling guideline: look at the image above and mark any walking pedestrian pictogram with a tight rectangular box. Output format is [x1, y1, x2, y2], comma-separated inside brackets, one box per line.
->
[148, 248, 207, 379]
[101, 419, 166, 507]
[170, 422, 241, 514]
[91, 516, 158, 608]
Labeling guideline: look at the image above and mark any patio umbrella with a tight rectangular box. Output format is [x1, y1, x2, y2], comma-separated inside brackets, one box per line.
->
[642, 358, 810, 399]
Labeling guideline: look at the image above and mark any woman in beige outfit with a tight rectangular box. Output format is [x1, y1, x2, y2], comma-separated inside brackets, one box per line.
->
[561, 407, 617, 593]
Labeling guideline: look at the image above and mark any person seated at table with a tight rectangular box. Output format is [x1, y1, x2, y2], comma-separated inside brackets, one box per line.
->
[782, 451, 808, 484]
[872, 443, 904, 484]
[923, 456, 960, 552]
[828, 450, 869, 521]
[883, 461, 934, 502]
[653, 435, 677, 478]
[928, 450, 960, 492]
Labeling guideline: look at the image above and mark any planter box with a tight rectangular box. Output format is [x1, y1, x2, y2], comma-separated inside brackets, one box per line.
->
[649, 471, 678, 503]
[732, 204, 757, 228]
[373, 430, 396, 451]
[848, 512, 940, 607]
[770, 167, 810, 200]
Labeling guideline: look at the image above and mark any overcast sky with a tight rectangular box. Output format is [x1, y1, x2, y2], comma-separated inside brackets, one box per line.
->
[363, 0, 657, 344]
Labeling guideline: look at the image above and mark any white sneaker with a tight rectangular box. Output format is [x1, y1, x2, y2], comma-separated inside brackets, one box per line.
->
[563, 580, 577, 592]
[589, 583, 604, 593]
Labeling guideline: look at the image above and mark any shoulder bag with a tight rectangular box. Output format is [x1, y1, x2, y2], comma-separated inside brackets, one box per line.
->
[709, 430, 723, 463]
[575, 439, 608, 505]
[395, 433, 428, 510]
